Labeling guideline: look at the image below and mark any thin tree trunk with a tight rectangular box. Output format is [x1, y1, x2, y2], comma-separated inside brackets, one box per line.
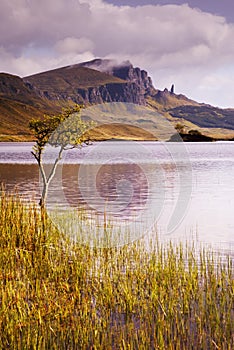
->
[31, 146, 64, 208]
[39, 182, 49, 209]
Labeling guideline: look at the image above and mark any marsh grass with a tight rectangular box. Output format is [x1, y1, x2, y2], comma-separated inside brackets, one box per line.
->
[0, 191, 233, 349]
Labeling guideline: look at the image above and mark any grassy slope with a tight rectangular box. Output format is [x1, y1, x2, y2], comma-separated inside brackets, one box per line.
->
[149, 91, 200, 110]
[169, 105, 234, 130]
[85, 123, 157, 141]
[24, 65, 126, 91]
[0, 73, 62, 140]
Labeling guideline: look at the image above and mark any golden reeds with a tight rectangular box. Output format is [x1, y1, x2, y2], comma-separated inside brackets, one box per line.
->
[0, 191, 233, 349]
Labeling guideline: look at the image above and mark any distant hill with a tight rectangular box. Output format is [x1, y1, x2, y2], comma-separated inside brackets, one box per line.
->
[0, 59, 234, 141]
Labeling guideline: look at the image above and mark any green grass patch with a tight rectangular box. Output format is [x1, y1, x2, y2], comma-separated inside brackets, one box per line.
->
[0, 191, 233, 349]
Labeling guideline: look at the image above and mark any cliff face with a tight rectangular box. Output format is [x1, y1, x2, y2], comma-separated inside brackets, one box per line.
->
[111, 63, 155, 104]
[77, 59, 155, 105]
[76, 82, 146, 105]
[111, 61, 154, 94]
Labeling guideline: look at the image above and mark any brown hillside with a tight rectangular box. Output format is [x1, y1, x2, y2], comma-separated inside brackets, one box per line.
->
[24, 65, 126, 96]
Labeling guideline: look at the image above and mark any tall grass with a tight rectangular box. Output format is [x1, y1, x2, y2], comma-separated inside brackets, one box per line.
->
[0, 191, 233, 349]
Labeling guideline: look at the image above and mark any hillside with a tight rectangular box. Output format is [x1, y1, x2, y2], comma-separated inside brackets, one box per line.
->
[0, 59, 234, 141]
[0, 73, 61, 140]
[169, 105, 234, 130]
[24, 65, 126, 101]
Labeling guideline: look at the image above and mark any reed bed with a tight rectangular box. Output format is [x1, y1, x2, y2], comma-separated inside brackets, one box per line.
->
[0, 191, 233, 349]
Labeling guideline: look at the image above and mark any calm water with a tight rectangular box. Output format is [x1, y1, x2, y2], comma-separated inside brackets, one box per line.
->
[0, 141, 234, 253]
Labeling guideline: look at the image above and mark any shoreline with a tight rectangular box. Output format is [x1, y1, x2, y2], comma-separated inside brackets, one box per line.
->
[1, 133, 234, 143]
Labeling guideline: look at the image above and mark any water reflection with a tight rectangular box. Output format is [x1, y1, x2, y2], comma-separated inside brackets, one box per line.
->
[0, 163, 40, 200]
[0, 142, 234, 254]
[61, 164, 148, 215]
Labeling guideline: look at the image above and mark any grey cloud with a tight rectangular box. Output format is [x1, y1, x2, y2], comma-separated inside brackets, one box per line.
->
[55, 37, 94, 54]
[1, 1, 233, 62]
[0, 0, 91, 53]
[1, 0, 234, 106]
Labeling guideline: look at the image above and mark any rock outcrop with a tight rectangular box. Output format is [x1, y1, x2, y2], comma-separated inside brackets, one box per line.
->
[76, 81, 147, 105]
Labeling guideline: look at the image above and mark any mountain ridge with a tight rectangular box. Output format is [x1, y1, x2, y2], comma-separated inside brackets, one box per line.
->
[0, 59, 234, 141]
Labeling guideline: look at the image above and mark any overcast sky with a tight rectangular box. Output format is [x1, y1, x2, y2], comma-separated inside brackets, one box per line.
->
[1, 0, 234, 108]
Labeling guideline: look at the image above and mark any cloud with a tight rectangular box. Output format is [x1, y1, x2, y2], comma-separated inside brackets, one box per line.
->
[1, 0, 234, 106]
[54, 37, 94, 54]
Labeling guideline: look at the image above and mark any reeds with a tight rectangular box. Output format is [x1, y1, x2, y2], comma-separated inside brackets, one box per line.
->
[0, 191, 233, 349]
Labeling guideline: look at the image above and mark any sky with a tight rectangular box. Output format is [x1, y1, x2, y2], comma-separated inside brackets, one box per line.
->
[1, 0, 234, 108]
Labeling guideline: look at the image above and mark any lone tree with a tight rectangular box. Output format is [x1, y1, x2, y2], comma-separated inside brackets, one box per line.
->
[29, 105, 94, 208]
[175, 122, 186, 134]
